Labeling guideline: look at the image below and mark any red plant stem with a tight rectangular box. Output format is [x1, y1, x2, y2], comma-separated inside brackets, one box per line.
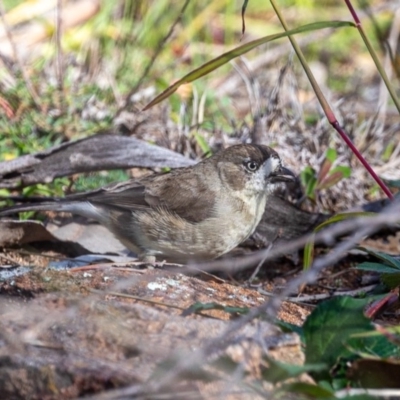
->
[342, 0, 393, 200]
[344, 0, 360, 24]
[270, 0, 393, 200]
[332, 121, 393, 200]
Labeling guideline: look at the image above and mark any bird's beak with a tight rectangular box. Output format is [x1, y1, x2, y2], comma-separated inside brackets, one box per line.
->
[269, 166, 296, 183]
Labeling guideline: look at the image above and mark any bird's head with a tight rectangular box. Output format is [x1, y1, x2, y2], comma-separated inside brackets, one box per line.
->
[215, 144, 295, 195]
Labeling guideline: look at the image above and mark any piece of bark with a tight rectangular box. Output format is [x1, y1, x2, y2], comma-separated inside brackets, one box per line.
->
[0, 220, 55, 246]
[0, 220, 91, 257]
[0, 132, 196, 189]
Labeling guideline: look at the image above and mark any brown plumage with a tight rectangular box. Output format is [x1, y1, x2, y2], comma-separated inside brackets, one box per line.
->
[0, 144, 294, 262]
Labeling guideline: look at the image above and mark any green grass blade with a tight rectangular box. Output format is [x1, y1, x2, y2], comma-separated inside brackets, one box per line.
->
[143, 21, 355, 110]
[303, 212, 376, 270]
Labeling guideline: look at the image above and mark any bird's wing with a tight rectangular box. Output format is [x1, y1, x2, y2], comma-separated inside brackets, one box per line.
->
[79, 168, 216, 223]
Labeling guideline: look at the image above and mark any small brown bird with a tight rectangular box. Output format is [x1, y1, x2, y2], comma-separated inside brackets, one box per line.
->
[0, 144, 294, 262]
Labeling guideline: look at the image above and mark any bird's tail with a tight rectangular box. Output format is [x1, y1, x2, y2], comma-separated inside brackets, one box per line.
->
[0, 201, 68, 216]
[0, 200, 106, 224]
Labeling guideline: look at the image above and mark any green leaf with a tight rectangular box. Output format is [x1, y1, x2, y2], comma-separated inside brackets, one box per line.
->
[306, 176, 318, 199]
[330, 165, 351, 179]
[347, 332, 400, 360]
[356, 262, 400, 274]
[143, 21, 355, 110]
[325, 148, 337, 163]
[212, 355, 242, 374]
[303, 234, 316, 270]
[303, 213, 375, 269]
[381, 272, 400, 289]
[193, 132, 211, 154]
[261, 356, 327, 384]
[304, 297, 400, 383]
[386, 179, 400, 188]
[181, 302, 249, 317]
[314, 212, 375, 232]
[318, 166, 351, 190]
[277, 382, 334, 399]
[301, 166, 318, 199]
[317, 158, 333, 186]
[241, 0, 249, 34]
[358, 247, 400, 270]
[150, 352, 216, 382]
[300, 165, 317, 186]
[303, 212, 376, 269]
[317, 171, 343, 190]
[304, 297, 372, 377]
[275, 319, 304, 340]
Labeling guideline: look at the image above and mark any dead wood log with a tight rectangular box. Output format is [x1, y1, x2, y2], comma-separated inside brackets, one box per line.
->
[0, 133, 196, 189]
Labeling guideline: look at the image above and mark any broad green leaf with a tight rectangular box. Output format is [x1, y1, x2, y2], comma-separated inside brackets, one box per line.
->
[304, 297, 371, 378]
[358, 247, 400, 270]
[143, 21, 355, 110]
[356, 262, 400, 274]
[304, 297, 399, 383]
[347, 333, 400, 359]
[351, 325, 400, 339]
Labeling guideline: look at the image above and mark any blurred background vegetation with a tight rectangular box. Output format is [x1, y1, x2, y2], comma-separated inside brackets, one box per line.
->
[0, 0, 398, 201]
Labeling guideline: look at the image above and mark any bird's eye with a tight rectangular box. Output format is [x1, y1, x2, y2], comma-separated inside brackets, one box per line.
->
[245, 161, 258, 171]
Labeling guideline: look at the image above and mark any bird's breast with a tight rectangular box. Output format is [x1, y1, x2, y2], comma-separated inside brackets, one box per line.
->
[120, 191, 267, 262]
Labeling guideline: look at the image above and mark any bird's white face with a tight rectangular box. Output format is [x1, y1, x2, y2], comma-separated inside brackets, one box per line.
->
[216, 144, 294, 198]
[245, 154, 282, 194]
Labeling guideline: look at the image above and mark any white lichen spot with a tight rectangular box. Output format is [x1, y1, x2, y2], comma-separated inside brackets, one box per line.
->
[147, 282, 167, 291]
[166, 279, 179, 287]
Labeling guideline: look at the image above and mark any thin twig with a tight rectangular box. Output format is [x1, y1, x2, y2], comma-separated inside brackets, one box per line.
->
[248, 243, 273, 283]
[285, 284, 377, 303]
[89, 288, 186, 311]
